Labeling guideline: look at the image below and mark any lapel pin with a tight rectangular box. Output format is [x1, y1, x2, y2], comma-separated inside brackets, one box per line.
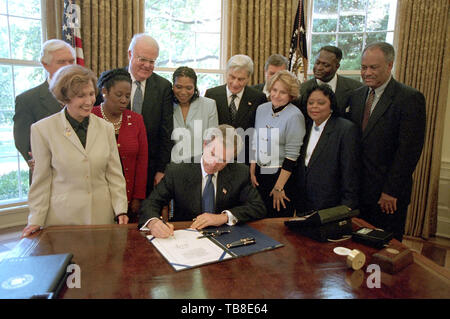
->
[65, 128, 71, 137]
[248, 102, 252, 106]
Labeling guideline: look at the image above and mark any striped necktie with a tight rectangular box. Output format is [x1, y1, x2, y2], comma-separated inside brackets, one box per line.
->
[229, 94, 237, 122]
[362, 88, 375, 131]
[133, 81, 143, 114]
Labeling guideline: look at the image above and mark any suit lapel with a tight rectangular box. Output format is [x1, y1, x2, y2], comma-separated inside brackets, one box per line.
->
[306, 117, 336, 172]
[184, 164, 202, 214]
[352, 86, 369, 126]
[234, 86, 254, 127]
[362, 78, 396, 140]
[142, 76, 155, 119]
[216, 165, 233, 211]
[335, 75, 347, 108]
[59, 109, 87, 155]
[84, 114, 97, 154]
[216, 85, 232, 124]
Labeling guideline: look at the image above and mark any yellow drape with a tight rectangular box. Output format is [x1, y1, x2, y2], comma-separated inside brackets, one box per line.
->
[394, 0, 450, 238]
[227, 0, 298, 85]
[43, 0, 145, 76]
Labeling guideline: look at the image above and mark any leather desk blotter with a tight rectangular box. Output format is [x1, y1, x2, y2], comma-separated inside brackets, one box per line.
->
[371, 244, 413, 274]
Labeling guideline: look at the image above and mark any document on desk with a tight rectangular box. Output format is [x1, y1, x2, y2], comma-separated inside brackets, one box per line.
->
[147, 229, 233, 271]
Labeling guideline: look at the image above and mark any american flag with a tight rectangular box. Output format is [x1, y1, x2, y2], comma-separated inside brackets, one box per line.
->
[62, 0, 85, 66]
[288, 0, 308, 82]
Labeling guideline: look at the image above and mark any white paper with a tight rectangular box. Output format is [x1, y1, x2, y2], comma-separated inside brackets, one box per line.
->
[147, 229, 233, 271]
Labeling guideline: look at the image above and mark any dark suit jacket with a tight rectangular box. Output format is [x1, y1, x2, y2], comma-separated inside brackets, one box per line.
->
[136, 71, 174, 193]
[138, 162, 267, 227]
[13, 81, 62, 161]
[250, 83, 265, 92]
[299, 75, 363, 117]
[205, 85, 266, 164]
[296, 116, 360, 213]
[204, 84, 267, 130]
[348, 78, 426, 207]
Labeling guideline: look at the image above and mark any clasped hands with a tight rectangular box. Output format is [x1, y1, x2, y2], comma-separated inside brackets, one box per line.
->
[149, 212, 228, 238]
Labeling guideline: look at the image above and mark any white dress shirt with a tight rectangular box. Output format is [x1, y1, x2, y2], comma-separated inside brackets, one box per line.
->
[368, 75, 392, 114]
[305, 116, 330, 167]
[226, 86, 244, 111]
[200, 157, 238, 226]
[140, 156, 238, 230]
[317, 73, 338, 93]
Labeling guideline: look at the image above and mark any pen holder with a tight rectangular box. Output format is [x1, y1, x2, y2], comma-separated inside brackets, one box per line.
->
[333, 247, 366, 271]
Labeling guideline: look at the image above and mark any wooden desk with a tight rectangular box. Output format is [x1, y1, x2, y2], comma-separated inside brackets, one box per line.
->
[6, 218, 450, 299]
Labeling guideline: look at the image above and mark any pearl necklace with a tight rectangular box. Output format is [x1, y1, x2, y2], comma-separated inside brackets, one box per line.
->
[100, 104, 122, 131]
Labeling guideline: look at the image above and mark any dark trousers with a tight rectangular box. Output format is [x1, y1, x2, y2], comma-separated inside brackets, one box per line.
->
[255, 165, 295, 218]
[359, 202, 408, 242]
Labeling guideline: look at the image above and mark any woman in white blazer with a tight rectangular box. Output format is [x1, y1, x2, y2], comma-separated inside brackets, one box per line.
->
[171, 66, 219, 163]
[22, 65, 128, 237]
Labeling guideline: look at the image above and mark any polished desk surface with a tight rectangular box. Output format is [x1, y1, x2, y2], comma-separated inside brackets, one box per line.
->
[6, 218, 450, 299]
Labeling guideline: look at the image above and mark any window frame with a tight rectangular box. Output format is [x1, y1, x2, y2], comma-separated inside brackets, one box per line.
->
[145, 0, 228, 92]
[0, 0, 44, 209]
[305, 0, 397, 78]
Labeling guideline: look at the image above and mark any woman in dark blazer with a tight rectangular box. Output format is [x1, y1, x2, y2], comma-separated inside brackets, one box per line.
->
[92, 69, 148, 221]
[295, 84, 360, 215]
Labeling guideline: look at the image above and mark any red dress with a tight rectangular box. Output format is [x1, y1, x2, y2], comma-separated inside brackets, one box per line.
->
[92, 106, 148, 203]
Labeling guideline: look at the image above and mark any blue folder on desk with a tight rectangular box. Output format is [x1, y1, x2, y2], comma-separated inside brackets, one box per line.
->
[148, 224, 283, 271]
[206, 224, 283, 257]
[0, 253, 73, 299]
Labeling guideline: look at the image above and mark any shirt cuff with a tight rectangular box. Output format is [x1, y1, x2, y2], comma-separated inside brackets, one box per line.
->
[281, 158, 296, 172]
[139, 217, 159, 231]
[223, 210, 238, 226]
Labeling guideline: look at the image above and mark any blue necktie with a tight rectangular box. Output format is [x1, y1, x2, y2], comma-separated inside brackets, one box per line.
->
[133, 81, 143, 114]
[202, 174, 215, 213]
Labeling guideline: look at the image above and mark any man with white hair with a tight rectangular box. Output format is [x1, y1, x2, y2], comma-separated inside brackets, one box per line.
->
[126, 33, 173, 194]
[13, 39, 75, 165]
[205, 54, 266, 164]
[139, 124, 266, 238]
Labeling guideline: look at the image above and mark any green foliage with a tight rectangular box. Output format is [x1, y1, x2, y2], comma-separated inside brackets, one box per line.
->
[0, 169, 29, 201]
[311, 0, 395, 71]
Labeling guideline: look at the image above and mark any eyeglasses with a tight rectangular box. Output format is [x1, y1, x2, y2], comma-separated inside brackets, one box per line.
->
[135, 56, 156, 65]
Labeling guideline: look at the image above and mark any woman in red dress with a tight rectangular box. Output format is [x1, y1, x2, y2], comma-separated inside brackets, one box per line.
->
[92, 68, 148, 221]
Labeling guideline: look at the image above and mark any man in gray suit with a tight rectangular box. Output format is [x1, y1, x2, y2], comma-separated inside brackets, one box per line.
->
[299, 46, 363, 116]
[13, 39, 75, 167]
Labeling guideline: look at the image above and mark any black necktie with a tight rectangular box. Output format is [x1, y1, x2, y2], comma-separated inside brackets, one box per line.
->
[229, 94, 237, 122]
[202, 174, 215, 213]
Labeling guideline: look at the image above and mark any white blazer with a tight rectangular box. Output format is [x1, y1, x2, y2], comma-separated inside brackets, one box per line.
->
[27, 108, 128, 227]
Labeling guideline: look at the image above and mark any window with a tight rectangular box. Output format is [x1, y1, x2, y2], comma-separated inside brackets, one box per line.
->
[145, 0, 224, 95]
[308, 0, 397, 79]
[0, 0, 43, 205]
